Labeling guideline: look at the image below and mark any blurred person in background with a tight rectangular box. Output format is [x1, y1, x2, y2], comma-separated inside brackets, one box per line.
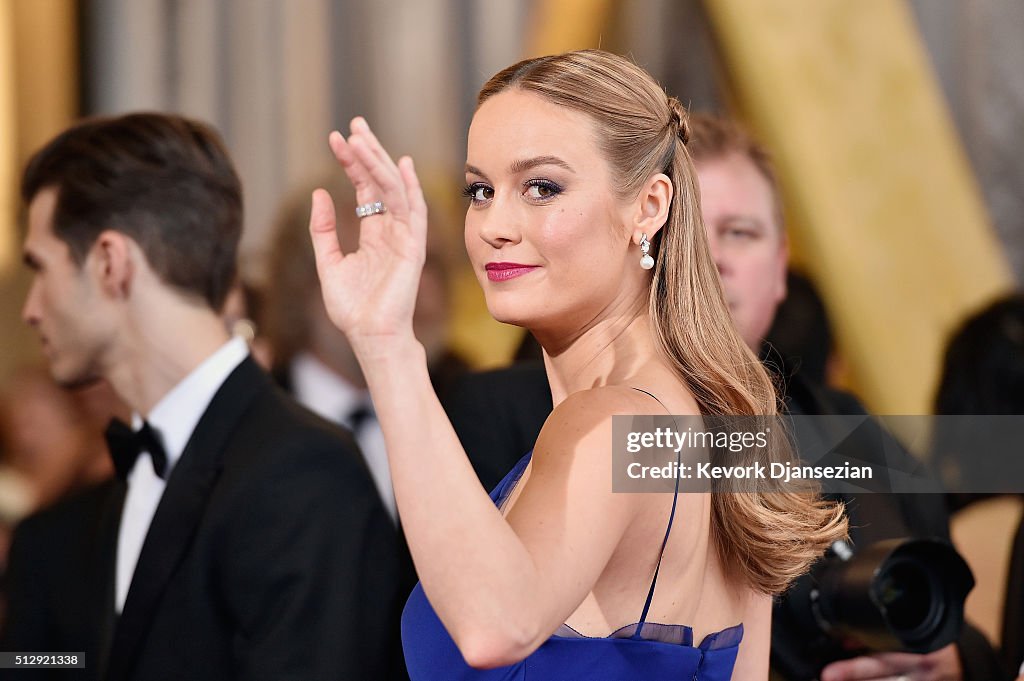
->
[264, 173, 468, 524]
[764, 269, 843, 389]
[687, 112, 1005, 681]
[219, 278, 273, 369]
[0, 366, 118, 511]
[442, 355, 552, 491]
[0, 368, 119, 634]
[3, 112, 403, 681]
[932, 293, 1024, 677]
[933, 293, 1024, 510]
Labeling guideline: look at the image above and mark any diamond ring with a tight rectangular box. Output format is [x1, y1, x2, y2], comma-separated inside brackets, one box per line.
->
[355, 201, 387, 218]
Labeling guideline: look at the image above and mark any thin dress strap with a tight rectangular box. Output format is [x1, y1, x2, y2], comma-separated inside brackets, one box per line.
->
[629, 387, 682, 640]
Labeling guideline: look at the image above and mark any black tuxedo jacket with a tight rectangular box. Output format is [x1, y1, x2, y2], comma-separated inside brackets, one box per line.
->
[442, 361, 552, 492]
[2, 357, 405, 680]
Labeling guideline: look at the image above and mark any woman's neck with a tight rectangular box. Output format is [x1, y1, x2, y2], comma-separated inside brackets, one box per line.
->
[539, 303, 657, 407]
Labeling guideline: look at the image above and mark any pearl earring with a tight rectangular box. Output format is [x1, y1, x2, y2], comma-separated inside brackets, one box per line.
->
[639, 234, 655, 270]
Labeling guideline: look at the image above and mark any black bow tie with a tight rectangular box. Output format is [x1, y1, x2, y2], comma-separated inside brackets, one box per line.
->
[105, 419, 169, 480]
[343, 402, 375, 438]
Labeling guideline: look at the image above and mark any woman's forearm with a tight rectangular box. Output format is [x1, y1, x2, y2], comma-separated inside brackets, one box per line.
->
[354, 335, 547, 659]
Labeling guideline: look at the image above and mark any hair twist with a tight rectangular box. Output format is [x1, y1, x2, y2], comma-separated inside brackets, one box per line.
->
[666, 96, 690, 145]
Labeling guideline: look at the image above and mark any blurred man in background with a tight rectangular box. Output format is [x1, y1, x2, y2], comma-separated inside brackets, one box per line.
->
[687, 112, 1005, 681]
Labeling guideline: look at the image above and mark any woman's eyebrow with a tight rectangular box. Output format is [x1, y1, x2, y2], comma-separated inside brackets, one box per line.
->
[508, 155, 575, 175]
[464, 163, 488, 179]
[465, 156, 576, 180]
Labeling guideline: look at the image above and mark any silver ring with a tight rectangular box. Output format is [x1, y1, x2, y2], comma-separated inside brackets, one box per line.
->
[355, 201, 387, 218]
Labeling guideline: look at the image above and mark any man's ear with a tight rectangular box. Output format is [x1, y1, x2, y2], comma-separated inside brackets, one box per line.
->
[89, 230, 135, 298]
[631, 172, 673, 245]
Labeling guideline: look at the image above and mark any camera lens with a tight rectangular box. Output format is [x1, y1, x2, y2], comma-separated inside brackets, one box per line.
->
[874, 558, 940, 635]
[808, 538, 973, 655]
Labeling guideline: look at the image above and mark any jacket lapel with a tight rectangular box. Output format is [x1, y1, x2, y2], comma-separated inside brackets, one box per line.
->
[92, 479, 126, 681]
[105, 357, 266, 681]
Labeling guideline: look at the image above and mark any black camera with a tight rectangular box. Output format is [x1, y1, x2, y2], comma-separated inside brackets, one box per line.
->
[772, 537, 974, 680]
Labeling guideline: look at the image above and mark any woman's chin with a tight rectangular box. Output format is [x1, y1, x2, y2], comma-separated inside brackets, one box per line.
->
[484, 302, 531, 329]
[488, 311, 528, 328]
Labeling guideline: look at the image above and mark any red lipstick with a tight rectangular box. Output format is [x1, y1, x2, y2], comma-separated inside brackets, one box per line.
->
[485, 262, 538, 282]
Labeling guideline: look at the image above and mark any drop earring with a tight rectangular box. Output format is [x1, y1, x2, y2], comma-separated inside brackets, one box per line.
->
[639, 234, 655, 270]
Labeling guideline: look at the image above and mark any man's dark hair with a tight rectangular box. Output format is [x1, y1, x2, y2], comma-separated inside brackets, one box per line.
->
[22, 112, 243, 310]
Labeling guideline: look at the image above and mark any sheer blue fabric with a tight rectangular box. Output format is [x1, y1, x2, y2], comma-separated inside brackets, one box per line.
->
[401, 448, 743, 680]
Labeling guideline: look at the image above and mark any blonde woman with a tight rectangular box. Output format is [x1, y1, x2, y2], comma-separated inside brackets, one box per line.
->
[310, 50, 846, 680]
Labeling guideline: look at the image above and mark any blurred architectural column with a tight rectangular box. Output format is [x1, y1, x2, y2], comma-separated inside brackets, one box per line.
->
[85, 0, 168, 112]
[524, 0, 614, 57]
[1, 0, 78, 271]
[0, 1, 17, 275]
[620, 0, 723, 114]
[280, 1, 332, 188]
[197, 0, 330, 273]
[463, 0, 525, 119]
[363, 0, 461, 175]
[703, 0, 1014, 414]
[84, 0, 336, 276]
[1, 0, 78, 381]
[911, 0, 1024, 283]
[172, 0, 222, 125]
[221, 0, 292, 268]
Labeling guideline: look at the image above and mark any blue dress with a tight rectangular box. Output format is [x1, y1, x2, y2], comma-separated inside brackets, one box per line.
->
[401, 450, 744, 680]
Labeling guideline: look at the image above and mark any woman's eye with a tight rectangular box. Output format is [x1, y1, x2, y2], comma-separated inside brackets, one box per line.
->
[524, 180, 562, 201]
[462, 183, 494, 203]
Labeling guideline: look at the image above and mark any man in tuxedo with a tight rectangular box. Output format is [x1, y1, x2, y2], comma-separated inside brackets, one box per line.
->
[3, 113, 404, 680]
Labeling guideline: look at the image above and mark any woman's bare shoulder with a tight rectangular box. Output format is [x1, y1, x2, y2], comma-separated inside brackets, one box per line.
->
[534, 382, 697, 462]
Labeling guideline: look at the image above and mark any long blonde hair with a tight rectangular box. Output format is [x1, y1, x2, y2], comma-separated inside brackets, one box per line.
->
[478, 50, 846, 594]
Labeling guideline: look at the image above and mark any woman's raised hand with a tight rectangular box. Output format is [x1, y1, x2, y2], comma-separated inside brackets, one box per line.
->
[309, 117, 428, 351]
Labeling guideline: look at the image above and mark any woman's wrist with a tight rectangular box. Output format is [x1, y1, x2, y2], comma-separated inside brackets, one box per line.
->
[352, 332, 426, 370]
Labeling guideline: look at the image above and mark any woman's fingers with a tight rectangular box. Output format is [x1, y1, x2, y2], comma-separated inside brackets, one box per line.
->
[346, 118, 412, 217]
[350, 117, 399, 172]
[399, 156, 428, 239]
[348, 136, 410, 221]
[328, 130, 386, 208]
[345, 118, 401, 191]
[332, 121, 411, 228]
[309, 188, 345, 276]
[324, 119, 425, 255]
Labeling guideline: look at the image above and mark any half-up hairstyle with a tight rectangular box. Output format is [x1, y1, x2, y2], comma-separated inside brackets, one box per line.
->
[477, 50, 845, 595]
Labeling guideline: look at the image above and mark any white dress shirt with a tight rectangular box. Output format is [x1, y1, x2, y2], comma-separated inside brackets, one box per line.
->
[290, 352, 397, 522]
[115, 337, 248, 613]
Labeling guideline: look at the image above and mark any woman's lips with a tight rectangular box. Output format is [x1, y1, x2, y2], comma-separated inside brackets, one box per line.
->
[485, 263, 539, 282]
